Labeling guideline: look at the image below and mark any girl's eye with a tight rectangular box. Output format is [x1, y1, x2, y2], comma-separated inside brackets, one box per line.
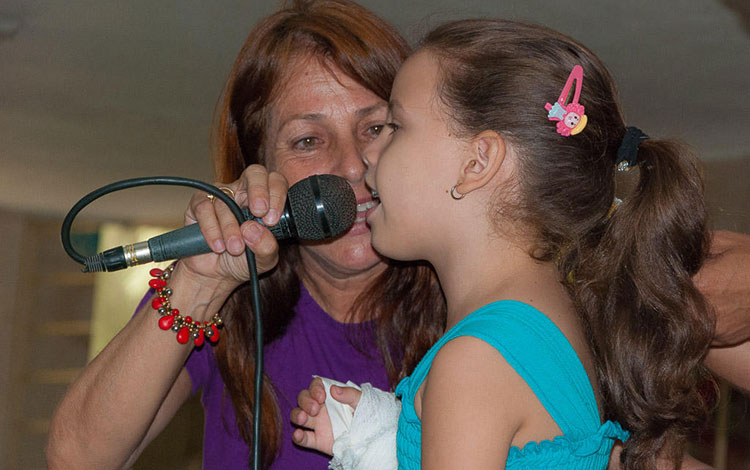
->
[386, 122, 400, 133]
[293, 136, 319, 151]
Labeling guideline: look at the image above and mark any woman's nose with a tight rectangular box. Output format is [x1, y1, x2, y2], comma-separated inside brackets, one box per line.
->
[361, 134, 385, 194]
[336, 139, 367, 185]
[361, 131, 386, 169]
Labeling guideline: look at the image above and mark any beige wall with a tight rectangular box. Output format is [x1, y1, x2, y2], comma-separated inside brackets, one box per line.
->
[0, 212, 96, 468]
[0, 211, 25, 464]
[705, 158, 750, 233]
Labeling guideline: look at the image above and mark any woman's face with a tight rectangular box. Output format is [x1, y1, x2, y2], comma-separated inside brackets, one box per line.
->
[365, 51, 468, 261]
[264, 56, 387, 278]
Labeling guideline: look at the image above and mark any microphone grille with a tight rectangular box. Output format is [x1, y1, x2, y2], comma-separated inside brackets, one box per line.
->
[287, 174, 357, 240]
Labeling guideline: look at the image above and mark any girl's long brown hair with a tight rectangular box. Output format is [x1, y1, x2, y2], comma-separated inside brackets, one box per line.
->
[210, 1, 445, 466]
[422, 19, 714, 469]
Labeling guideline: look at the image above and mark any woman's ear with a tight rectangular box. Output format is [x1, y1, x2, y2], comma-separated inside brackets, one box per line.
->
[454, 131, 507, 196]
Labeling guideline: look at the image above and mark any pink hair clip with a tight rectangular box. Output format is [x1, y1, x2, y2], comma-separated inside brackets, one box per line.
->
[544, 65, 588, 136]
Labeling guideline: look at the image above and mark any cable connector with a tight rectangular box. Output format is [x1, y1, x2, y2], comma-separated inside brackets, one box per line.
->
[82, 247, 127, 272]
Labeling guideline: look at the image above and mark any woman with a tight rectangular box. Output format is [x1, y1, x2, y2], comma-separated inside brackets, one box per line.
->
[47, 1, 444, 469]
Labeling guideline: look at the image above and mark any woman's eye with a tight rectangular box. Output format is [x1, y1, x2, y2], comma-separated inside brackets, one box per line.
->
[362, 124, 385, 140]
[371, 124, 385, 135]
[293, 136, 319, 151]
[386, 122, 400, 133]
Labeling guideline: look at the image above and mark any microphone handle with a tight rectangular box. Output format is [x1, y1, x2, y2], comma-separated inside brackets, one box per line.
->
[85, 207, 296, 272]
[148, 223, 214, 262]
[149, 207, 297, 262]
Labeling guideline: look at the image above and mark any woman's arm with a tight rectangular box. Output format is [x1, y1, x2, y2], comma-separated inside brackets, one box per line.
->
[46, 165, 288, 468]
[46, 267, 234, 468]
[122, 368, 194, 467]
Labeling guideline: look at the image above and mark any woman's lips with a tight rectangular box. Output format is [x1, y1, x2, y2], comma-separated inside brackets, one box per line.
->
[356, 200, 379, 223]
[345, 199, 380, 235]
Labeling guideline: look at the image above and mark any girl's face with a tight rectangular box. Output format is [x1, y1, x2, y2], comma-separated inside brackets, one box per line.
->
[365, 51, 468, 261]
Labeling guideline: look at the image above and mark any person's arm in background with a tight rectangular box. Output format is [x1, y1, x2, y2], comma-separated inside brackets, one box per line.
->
[696, 230, 750, 393]
[46, 166, 287, 469]
[705, 343, 750, 395]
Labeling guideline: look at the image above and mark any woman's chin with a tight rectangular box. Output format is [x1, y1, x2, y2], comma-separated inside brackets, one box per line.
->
[300, 229, 385, 276]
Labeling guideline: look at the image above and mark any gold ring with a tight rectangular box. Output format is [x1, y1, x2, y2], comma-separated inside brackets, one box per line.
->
[207, 186, 236, 203]
[219, 186, 235, 199]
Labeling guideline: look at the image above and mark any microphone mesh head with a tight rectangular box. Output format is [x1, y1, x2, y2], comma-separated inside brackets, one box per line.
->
[287, 174, 357, 240]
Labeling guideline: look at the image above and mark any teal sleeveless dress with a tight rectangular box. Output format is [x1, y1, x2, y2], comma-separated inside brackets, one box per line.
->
[395, 300, 629, 469]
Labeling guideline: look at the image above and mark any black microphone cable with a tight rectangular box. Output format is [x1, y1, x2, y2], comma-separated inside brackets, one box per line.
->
[61, 176, 264, 470]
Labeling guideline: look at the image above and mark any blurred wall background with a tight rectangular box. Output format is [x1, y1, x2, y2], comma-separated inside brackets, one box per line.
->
[0, 0, 748, 468]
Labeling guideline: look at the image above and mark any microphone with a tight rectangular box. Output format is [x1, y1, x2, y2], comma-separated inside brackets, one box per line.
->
[83, 174, 356, 272]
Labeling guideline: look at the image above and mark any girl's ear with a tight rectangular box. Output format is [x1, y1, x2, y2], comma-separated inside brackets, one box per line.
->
[454, 130, 507, 196]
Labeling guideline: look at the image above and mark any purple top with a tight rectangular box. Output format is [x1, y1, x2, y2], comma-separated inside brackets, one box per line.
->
[185, 283, 390, 469]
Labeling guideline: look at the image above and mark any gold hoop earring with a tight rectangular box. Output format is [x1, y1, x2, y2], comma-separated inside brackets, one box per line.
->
[450, 185, 465, 200]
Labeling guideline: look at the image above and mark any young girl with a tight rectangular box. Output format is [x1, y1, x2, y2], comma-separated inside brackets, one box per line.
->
[292, 19, 714, 469]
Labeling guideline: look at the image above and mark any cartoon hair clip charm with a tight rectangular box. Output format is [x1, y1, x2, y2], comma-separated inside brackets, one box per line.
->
[545, 65, 588, 136]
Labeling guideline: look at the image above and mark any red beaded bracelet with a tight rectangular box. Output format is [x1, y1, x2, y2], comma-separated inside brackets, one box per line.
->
[149, 265, 222, 346]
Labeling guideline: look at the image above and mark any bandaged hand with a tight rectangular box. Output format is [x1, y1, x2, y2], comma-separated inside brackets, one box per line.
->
[291, 377, 362, 456]
[293, 377, 400, 470]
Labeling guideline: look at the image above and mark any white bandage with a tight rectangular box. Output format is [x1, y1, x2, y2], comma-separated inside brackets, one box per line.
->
[315, 377, 400, 470]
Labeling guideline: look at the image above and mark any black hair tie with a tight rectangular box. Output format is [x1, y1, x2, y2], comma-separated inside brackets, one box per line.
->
[616, 126, 649, 172]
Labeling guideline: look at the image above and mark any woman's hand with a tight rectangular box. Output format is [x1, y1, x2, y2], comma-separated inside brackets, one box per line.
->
[291, 377, 362, 456]
[180, 164, 289, 284]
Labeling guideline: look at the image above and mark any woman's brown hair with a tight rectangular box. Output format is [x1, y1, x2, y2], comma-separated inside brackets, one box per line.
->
[210, 1, 445, 466]
[422, 19, 714, 469]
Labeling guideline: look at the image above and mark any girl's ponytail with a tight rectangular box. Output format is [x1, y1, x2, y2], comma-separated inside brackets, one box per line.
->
[575, 138, 715, 468]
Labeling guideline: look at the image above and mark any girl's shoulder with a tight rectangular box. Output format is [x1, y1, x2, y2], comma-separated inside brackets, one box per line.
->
[426, 331, 536, 417]
[430, 300, 603, 434]
[417, 333, 536, 467]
